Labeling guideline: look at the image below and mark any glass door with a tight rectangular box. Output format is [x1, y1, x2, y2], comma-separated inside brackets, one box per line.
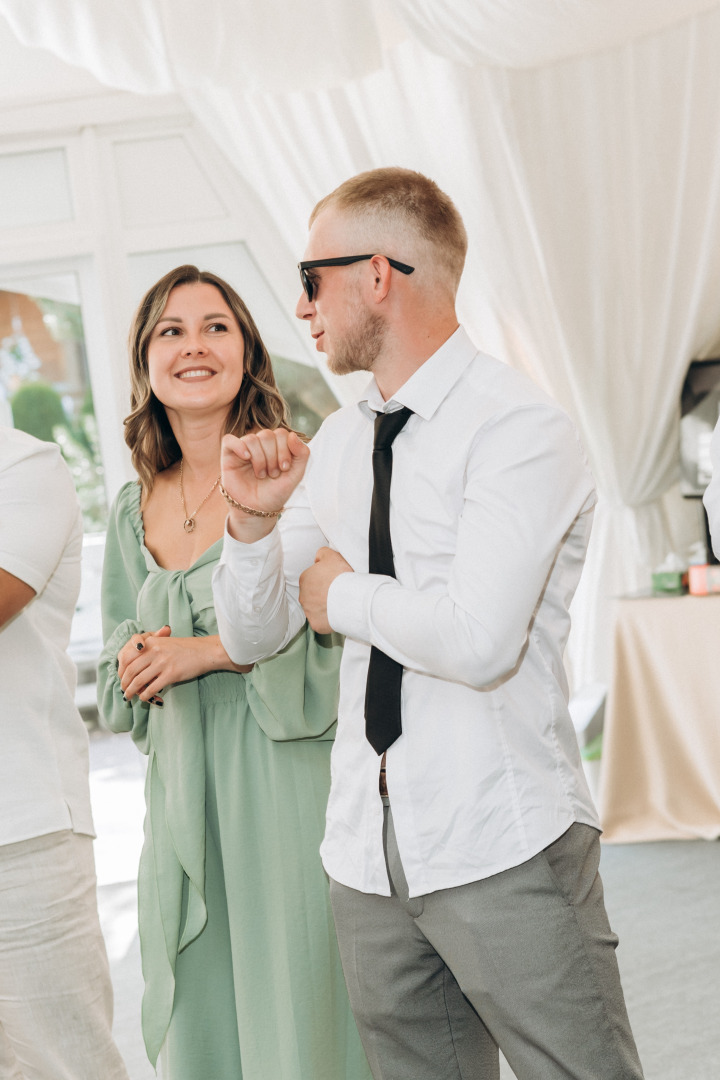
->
[0, 268, 112, 704]
[0, 271, 107, 532]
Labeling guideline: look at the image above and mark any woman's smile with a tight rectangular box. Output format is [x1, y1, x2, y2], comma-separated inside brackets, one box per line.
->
[175, 367, 217, 380]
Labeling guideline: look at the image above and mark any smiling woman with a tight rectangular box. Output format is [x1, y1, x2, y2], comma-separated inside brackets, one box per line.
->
[124, 265, 288, 495]
[96, 265, 371, 1080]
[147, 285, 245, 422]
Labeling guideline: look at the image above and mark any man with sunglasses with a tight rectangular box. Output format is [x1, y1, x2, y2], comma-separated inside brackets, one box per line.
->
[213, 167, 644, 1080]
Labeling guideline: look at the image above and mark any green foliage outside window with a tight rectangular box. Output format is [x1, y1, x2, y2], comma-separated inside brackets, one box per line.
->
[9, 381, 66, 443]
[11, 381, 106, 533]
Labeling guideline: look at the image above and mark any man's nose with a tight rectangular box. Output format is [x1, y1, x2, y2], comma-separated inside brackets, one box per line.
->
[295, 292, 314, 320]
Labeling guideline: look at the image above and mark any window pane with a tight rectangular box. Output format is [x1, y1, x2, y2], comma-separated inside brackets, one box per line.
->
[270, 353, 339, 436]
[0, 275, 108, 533]
[0, 149, 73, 230]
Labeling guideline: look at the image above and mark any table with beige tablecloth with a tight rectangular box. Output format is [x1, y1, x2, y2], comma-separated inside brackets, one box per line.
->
[600, 593, 720, 843]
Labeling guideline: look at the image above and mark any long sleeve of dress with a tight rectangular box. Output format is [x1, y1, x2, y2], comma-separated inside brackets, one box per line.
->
[97, 482, 152, 750]
[244, 626, 343, 743]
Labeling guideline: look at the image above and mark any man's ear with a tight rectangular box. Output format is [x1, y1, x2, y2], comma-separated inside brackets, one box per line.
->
[368, 255, 393, 303]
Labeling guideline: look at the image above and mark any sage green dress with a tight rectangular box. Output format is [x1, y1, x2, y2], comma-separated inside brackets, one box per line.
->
[97, 482, 371, 1080]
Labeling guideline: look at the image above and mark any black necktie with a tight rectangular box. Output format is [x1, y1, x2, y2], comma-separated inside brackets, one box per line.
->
[364, 406, 413, 755]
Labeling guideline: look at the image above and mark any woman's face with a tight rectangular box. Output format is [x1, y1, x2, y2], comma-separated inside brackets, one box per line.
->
[146, 282, 245, 423]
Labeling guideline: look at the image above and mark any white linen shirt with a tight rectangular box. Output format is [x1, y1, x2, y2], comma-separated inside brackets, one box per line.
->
[0, 427, 94, 846]
[214, 327, 599, 897]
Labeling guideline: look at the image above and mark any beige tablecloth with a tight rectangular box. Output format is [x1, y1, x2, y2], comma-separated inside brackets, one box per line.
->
[600, 594, 720, 843]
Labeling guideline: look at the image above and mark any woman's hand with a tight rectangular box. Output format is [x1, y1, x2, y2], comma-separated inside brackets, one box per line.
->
[118, 627, 252, 704]
[117, 626, 172, 704]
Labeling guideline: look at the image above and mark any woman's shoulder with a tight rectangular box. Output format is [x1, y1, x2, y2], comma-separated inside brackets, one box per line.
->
[108, 480, 143, 544]
[110, 478, 142, 512]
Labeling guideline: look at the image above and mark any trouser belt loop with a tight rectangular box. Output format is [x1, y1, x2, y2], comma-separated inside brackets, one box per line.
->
[379, 751, 389, 799]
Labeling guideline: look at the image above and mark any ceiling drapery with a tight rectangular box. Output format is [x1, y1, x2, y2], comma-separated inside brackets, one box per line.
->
[3, 0, 720, 682]
[389, 0, 720, 67]
[0, 0, 384, 93]
[3, 0, 719, 88]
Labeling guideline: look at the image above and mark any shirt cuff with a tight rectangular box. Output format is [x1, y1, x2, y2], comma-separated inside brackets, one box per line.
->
[327, 571, 394, 642]
[218, 518, 280, 582]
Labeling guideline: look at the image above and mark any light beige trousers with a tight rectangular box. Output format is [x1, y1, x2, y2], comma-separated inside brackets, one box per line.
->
[0, 830, 128, 1080]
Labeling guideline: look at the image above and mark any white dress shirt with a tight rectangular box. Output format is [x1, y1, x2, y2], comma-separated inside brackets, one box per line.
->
[0, 427, 93, 846]
[214, 327, 599, 897]
[703, 416, 720, 557]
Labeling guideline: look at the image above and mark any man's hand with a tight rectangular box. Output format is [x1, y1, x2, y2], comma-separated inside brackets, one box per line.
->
[221, 429, 310, 543]
[299, 547, 353, 633]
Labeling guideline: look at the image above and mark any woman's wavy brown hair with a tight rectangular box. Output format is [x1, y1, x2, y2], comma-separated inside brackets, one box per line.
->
[124, 264, 292, 491]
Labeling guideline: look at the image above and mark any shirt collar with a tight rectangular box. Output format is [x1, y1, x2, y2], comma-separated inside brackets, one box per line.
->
[358, 325, 478, 420]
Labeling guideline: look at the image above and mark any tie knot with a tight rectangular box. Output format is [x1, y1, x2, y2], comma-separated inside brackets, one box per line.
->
[373, 406, 413, 451]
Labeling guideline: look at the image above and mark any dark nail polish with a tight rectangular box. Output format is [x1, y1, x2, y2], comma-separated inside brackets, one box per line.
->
[136, 642, 144, 650]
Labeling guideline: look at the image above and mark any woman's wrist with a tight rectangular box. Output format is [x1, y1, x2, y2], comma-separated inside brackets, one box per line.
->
[207, 635, 253, 674]
[226, 507, 278, 543]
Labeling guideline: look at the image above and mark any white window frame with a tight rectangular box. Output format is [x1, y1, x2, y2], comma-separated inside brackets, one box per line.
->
[0, 253, 130, 499]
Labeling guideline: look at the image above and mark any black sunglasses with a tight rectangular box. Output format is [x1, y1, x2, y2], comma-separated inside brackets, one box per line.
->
[298, 254, 415, 302]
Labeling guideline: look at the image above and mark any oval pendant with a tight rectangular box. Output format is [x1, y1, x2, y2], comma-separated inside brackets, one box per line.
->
[183, 517, 196, 533]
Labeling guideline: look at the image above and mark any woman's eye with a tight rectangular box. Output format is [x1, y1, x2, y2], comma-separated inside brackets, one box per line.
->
[159, 326, 181, 337]
[208, 322, 229, 333]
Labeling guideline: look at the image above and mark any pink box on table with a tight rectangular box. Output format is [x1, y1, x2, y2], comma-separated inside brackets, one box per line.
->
[688, 564, 720, 595]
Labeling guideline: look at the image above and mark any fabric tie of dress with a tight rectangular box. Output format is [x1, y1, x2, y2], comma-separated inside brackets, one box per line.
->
[365, 406, 413, 755]
[140, 572, 207, 994]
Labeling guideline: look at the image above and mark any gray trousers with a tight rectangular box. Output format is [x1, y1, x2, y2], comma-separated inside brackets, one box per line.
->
[329, 806, 644, 1080]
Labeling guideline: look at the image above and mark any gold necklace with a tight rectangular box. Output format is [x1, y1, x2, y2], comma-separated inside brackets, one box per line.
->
[179, 458, 221, 533]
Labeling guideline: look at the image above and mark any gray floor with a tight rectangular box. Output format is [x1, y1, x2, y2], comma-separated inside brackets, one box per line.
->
[90, 729, 720, 1080]
[89, 729, 155, 1080]
[597, 840, 720, 1080]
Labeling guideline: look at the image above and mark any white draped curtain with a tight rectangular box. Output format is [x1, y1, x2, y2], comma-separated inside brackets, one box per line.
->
[4, 0, 720, 682]
[391, 0, 720, 66]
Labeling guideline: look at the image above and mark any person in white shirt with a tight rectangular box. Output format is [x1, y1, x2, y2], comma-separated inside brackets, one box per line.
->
[0, 425, 128, 1080]
[703, 417, 720, 555]
[212, 168, 644, 1080]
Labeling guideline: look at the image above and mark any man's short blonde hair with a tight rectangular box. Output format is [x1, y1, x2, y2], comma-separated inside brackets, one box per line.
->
[310, 167, 468, 296]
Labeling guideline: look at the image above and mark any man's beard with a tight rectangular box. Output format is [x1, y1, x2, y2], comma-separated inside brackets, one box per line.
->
[326, 303, 387, 377]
